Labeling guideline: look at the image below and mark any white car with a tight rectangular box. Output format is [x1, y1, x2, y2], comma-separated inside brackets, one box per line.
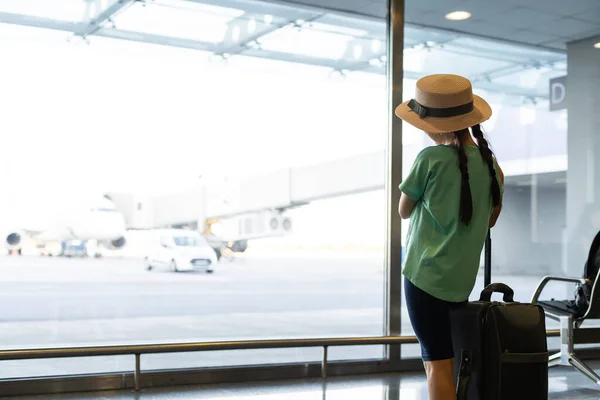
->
[144, 229, 217, 273]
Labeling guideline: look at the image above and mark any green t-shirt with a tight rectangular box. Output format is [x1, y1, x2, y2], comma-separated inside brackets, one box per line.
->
[399, 145, 503, 302]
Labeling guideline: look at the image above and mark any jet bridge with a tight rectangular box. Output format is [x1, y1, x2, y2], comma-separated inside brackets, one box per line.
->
[108, 142, 567, 248]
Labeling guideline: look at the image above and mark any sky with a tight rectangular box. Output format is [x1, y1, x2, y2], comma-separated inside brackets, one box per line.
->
[0, 23, 390, 242]
[0, 20, 568, 247]
[0, 24, 388, 191]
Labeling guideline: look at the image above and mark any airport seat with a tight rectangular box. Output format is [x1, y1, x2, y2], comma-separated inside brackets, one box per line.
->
[531, 230, 600, 386]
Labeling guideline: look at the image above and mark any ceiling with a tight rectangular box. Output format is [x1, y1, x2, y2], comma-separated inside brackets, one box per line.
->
[0, 0, 571, 102]
[275, 0, 600, 50]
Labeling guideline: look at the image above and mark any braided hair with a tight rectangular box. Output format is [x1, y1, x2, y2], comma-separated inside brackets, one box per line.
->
[471, 124, 501, 208]
[453, 125, 501, 225]
[453, 130, 473, 225]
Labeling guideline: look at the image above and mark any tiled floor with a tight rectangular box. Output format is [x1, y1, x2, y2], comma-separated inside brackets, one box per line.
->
[7, 364, 600, 399]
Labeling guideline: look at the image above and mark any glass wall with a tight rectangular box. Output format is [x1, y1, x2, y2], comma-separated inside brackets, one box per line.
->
[0, 0, 389, 378]
[399, 4, 597, 358]
[0, 0, 597, 391]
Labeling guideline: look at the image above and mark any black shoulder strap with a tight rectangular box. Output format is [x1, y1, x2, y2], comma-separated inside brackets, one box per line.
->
[456, 350, 472, 400]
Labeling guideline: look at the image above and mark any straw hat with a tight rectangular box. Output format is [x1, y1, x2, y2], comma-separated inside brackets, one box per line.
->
[395, 74, 492, 133]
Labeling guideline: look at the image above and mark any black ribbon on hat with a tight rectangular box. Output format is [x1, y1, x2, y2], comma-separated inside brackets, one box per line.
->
[407, 99, 474, 119]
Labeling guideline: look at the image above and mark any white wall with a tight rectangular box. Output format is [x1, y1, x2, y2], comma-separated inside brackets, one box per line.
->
[566, 35, 600, 277]
[492, 185, 566, 275]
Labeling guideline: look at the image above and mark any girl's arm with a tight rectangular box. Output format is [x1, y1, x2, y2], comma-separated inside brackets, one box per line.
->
[398, 193, 417, 219]
[398, 148, 431, 220]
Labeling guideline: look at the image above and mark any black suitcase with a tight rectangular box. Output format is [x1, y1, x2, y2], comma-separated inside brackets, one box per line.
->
[452, 231, 549, 400]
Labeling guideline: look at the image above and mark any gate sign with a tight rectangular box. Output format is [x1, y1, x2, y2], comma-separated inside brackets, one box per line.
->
[549, 75, 567, 111]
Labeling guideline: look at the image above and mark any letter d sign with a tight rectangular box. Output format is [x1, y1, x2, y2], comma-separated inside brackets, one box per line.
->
[549, 76, 567, 111]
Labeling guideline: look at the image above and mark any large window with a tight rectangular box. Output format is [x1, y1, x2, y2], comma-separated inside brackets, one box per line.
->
[0, 1, 389, 378]
[399, 10, 581, 358]
[1, 0, 598, 393]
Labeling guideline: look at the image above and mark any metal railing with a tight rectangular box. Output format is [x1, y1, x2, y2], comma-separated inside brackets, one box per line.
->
[0, 336, 416, 391]
[0, 330, 561, 392]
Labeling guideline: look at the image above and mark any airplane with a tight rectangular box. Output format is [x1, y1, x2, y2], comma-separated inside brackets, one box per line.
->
[2, 195, 128, 257]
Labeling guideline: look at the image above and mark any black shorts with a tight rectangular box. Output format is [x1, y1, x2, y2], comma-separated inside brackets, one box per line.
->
[404, 276, 466, 361]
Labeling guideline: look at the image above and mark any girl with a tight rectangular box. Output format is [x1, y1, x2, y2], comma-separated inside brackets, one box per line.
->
[395, 74, 504, 400]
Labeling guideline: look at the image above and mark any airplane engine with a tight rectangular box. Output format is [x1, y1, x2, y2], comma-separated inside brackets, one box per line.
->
[5, 230, 23, 251]
[104, 236, 127, 250]
[229, 239, 248, 253]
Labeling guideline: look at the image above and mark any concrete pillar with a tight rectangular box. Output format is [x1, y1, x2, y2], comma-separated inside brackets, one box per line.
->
[566, 35, 600, 276]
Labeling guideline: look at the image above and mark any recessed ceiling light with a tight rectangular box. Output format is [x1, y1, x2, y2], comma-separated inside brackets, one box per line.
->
[595, 42, 600, 49]
[445, 11, 472, 21]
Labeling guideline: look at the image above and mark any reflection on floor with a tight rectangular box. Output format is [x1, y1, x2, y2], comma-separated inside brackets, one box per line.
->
[9, 364, 600, 399]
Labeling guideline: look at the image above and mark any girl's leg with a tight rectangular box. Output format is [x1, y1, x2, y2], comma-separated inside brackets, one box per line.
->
[424, 359, 456, 400]
[403, 277, 457, 400]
